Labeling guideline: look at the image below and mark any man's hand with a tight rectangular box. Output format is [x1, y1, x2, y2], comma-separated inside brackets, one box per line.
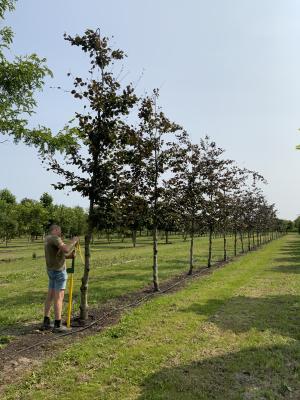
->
[58, 237, 79, 255]
[71, 236, 79, 245]
[65, 249, 76, 259]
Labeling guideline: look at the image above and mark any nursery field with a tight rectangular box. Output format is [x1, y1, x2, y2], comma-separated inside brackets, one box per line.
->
[1, 234, 300, 399]
[0, 233, 243, 337]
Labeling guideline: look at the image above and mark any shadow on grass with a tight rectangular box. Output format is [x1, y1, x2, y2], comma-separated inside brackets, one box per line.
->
[271, 265, 300, 274]
[273, 257, 300, 264]
[276, 242, 300, 255]
[138, 344, 300, 399]
[181, 294, 300, 341]
[272, 238, 300, 270]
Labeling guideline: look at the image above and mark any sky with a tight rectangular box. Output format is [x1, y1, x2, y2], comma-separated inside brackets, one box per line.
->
[1, 0, 300, 220]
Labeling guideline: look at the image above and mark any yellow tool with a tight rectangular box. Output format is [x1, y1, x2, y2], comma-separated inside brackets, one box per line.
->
[66, 242, 84, 328]
[66, 256, 75, 328]
[77, 241, 84, 265]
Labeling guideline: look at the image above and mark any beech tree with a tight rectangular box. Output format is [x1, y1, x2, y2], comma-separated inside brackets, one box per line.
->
[231, 194, 246, 255]
[197, 137, 232, 267]
[217, 166, 248, 261]
[38, 29, 138, 321]
[157, 189, 181, 245]
[119, 195, 149, 247]
[168, 139, 206, 274]
[130, 91, 186, 290]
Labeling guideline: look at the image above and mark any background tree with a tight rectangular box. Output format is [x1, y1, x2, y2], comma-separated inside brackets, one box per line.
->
[130, 91, 186, 290]
[119, 195, 149, 247]
[169, 140, 206, 274]
[0, 198, 17, 246]
[17, 198, 48, 240]
[40, 192, 53, 209]
[199, 137, 232, 268]
[0, 0, 52, 143]
[217, 165, 247, 261]
[157, 191, 181, 246]
[0, 188, 16, 204]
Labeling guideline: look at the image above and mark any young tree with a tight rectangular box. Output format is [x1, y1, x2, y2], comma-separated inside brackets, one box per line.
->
[130, 91, 186, 290]
[199, 137, 232, 268]
[119, 195, 149, 247]
[39, 29, 138, 321]
[217, 166, 247, 261]
[168, 139, 206, 274]
[157, 189, 181, 245]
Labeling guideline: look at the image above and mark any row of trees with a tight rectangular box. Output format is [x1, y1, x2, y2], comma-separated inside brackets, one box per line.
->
[0, 1, 289, 322]
[31, 31, 286, 318]
[0, 189, 86, 245]
[0, 185, 289, 250]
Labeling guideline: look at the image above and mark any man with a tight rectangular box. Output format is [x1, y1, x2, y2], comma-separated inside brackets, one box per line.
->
[42, 224, 78, 332]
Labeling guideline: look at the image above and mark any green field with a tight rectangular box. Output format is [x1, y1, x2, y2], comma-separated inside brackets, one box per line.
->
[1, 233, 299, 399]
[0, 233, 243, 336]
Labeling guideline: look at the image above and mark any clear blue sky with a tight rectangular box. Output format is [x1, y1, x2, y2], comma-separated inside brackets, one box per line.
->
[1, 0, 300, 219]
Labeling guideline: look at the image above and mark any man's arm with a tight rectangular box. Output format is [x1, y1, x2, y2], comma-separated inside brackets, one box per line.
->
[58, 237, 79, 255]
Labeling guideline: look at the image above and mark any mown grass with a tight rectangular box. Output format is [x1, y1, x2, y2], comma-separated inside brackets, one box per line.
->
[3, 234, 299, 399]
[0, 233, 243, 335]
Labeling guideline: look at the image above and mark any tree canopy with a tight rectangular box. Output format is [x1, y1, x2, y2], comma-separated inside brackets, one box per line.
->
[0, 0, 52, 145]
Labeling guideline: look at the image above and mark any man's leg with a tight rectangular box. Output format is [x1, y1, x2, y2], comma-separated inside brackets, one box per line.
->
[53, 289, 65, 322]
[52, 270, 68, 332]
[41, 274, 55, 330]
[44, 288, 55, 317]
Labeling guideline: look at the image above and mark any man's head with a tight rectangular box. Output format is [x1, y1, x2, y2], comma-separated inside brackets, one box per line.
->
[49, 224, 62, 237]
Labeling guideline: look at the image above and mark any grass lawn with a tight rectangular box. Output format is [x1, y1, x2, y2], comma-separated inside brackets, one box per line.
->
[0, 233, 242, 336]
[2, 233, 299, 399]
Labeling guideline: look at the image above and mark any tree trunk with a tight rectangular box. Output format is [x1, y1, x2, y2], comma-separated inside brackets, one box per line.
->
[240, 232, 244, 253]
[79, 198, 94, 321]
[208, 225, 213, 268]
[132, 229, 137, 248]
[188, 219, 195, 275]
[234, 230, 237, 257]
[248, 231, 251, 251]
[152, 225, 159, 291]
[165, 230, 169, 244]
[223, 231, 227, 261]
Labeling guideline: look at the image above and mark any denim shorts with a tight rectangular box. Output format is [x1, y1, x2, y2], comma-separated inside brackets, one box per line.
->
[47, 269, 68, 291]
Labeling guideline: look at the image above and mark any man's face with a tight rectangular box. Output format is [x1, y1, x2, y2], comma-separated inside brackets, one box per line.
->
[53, 227, 62, 237]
